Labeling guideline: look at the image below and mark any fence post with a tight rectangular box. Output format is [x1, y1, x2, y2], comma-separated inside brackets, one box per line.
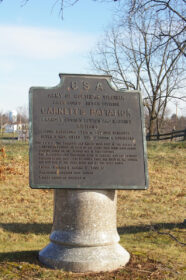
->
[157, 132, 160, 140]
[171, 129, 176, 141]
[184, 129, 186, 141]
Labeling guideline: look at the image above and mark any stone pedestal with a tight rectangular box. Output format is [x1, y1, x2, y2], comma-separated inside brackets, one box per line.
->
[39, 189, 130, 272]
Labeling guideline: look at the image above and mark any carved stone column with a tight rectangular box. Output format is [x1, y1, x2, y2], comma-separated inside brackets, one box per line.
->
[39, 189, 130, 272]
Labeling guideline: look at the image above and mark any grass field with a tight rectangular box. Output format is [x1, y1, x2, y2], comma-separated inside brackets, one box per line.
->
[0, 141, 185, 279]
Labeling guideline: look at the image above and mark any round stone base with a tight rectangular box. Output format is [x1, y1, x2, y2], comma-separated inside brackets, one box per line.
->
[39, 242, 130, 273]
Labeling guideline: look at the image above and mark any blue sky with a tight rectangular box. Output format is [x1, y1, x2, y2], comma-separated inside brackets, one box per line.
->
[0, 0, 117, 113]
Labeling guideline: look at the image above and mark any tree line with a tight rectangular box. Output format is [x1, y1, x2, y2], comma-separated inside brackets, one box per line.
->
[145, 113, 186, 136]
[0, 108, 185, 136]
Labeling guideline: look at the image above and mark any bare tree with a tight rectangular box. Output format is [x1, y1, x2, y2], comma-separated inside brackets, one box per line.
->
[17, 106, 28, 125]
[0, 111, 8, 135]
[90, 7, 185, 138]
[53, 0, 186, 55]
[128, 0, 186, 57]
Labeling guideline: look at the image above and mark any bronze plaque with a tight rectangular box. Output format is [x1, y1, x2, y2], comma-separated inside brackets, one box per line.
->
[29, 74, 148, 189]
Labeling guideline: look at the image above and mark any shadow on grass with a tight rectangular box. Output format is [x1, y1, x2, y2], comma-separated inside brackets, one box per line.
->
[0, 221, 185, 235]
[0, 223, 52, 234]
[0, 250, 39, 264]
[118, 221, 185, 235]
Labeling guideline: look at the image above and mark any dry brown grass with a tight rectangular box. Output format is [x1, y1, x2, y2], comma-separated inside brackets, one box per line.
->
[0, 141, 185, 279]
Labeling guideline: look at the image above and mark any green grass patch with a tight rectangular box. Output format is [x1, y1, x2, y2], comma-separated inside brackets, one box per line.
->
[0, 141, 185, 279]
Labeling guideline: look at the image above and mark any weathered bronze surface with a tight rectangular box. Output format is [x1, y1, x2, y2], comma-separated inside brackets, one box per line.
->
[29, 74, 148, 189]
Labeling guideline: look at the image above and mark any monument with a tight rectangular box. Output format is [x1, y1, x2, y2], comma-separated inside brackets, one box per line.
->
[29, 74, 148, 272]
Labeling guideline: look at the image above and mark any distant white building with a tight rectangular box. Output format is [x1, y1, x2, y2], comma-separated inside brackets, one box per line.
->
[4, 124, 17, 133]
[4, 123, 27, 133]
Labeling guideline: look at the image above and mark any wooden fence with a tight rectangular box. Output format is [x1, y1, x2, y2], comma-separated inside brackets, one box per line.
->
[146, 129, 186, 141]
[0, 131, 28, 142]
[1, 129, 186, 142]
